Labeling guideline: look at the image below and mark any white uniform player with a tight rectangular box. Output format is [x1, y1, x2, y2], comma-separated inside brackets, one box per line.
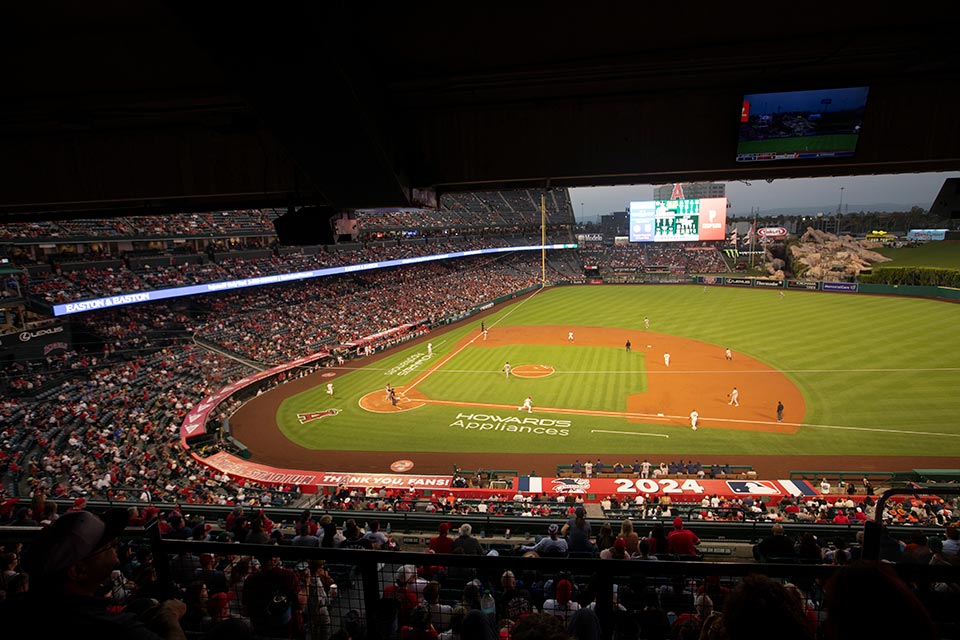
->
[427, 342, 433, 356]
[326, 382, 334, 396]
[690, 410, 699, 430]
[663, 353, 671, 367]
[728, 386, 739, 406]
[568, 331, 574, 342]
[519, 396, 533, 413]
[504, 362, 511, 378]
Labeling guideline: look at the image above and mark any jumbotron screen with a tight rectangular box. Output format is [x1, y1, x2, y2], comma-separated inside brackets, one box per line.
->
[628, 198, 727, 242]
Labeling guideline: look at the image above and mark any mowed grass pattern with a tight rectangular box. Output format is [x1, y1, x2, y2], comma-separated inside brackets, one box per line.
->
[416, 345, 647, 412]
[276, 284, 960, 458]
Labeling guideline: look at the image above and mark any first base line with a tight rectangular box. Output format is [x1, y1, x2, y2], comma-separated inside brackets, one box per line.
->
[591, 429, 670, 439]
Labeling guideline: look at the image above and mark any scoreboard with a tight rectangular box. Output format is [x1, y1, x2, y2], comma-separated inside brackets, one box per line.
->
[629, 197, 727, 243]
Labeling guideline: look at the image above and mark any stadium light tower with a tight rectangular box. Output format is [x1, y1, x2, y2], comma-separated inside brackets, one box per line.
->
[836, 186, 845, 234]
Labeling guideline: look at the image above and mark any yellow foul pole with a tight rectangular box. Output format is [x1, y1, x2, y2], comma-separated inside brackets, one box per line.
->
[541, 192, 547, 287]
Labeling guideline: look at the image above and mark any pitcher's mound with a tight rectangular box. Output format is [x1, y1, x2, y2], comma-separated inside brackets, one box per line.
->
[359, 387, 427, 413]
[513, 364, 555, 378]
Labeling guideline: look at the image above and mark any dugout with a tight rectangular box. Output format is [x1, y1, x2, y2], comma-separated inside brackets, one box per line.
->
[911, 469, 960, 483]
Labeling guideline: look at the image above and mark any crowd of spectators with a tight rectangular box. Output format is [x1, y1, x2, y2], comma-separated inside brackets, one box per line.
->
[19, 235, 573, 306]
[0, 306, 311, 513]
[0, 209, 282, 242]
[192, 252, 574, 365]
[1, 497, 953, 640]
[580, 242, 730, 277]
[354, 189, 576, 231]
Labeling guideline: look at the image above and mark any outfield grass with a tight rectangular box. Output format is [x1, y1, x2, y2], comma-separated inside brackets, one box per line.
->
[877, 241, 960, 269]
[276, 285, 960, 460]
[737, 134, 859, 155]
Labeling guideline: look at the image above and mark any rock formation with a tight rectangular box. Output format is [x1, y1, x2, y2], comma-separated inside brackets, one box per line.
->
[786, 227, 892, 280]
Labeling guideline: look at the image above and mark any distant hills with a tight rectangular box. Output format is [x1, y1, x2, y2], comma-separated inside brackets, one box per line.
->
[729, 202, 924, 217]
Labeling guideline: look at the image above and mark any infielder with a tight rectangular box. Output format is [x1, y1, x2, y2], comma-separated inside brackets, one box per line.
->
[326, 382, 334, 396]
[518, 396, 533, 413]
[663, 353, 671, 367]
[728, 386, 739, 406]
[568, 330, 574, 343]
[690, 410, 699, 430]
[725, 347, 732, 361]
[503, 362, 511, 378]
[644, 316, 650, 329]
[427, 342, 433, 356]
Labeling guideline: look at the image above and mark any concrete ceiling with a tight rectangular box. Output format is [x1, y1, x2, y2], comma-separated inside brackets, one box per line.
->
[2, 2, 959, 221]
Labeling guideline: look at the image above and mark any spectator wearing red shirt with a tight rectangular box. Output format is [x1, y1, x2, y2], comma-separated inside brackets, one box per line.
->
[428, 522, 455, 554]
[832, 510, 851, 525]
[666, 517, 700, 556]
[383, 566, 421, 627]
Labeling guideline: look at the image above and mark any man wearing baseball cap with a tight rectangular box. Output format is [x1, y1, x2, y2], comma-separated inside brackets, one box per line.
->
[520, 523, 569, 557]
[2, 507, 187, 639]
[428, 522, 455, 554]
[666, 517, 701, 557]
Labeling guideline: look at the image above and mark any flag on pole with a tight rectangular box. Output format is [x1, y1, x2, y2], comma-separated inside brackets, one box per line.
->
[728, 228, 738, 246]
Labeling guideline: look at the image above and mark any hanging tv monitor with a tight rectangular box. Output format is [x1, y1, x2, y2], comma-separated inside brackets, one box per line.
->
[736, 86, 869, 163]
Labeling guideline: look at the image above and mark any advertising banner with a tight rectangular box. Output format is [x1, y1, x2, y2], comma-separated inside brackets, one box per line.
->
[906, 229, 948, 241]
[199, 452, 453, 489]
[752, 279, 783, 288]
[515, 476, 819, 500]
[787, 280, 819, 291]
[757, 227, 788, 239]
[725, 277, 754, 287]
[0, 324, 72, 361]
[822, 282, 859, 293]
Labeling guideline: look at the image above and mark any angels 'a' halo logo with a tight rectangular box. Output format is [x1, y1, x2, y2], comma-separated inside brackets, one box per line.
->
[391, 459, 415, 472]
[297, 409, 341, 424]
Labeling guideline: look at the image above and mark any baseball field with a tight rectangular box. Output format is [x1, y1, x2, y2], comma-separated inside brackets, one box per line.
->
[230, 284, 960, 477]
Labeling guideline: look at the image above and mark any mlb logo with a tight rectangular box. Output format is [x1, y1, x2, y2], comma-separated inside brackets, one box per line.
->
[725, 480, 781, 495]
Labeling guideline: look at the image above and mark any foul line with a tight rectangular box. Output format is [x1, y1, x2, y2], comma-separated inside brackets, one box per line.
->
[591, 429, 670, 439]
[363, 366, 960, 375]
[413, 397, 960, 439]
[402, 287, 544, 394]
